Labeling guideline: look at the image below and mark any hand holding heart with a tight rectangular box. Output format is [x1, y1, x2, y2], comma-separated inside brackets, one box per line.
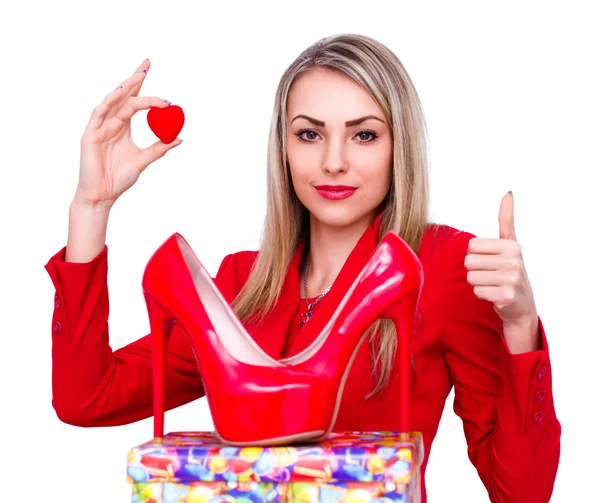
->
[75, 58, 184, 208]
[465, 192, 540, 353]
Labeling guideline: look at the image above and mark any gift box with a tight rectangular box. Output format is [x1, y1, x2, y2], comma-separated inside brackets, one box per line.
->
[126, 431, 424, 503]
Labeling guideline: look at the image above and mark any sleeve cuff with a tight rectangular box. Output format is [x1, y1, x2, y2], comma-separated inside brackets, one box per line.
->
[44, 245, 108, 289]
[500, 316, 555, 431]
[501, 315, 549, 377]
[44, 245, 109, 342]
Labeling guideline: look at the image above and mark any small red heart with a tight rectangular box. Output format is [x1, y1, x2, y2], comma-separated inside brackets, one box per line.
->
[147, 104, 185, 144]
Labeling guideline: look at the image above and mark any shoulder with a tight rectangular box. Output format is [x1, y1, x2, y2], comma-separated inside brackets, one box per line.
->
[430, 224, 483, 305]
[421, 222, 477, 260]
[214, 250, 259, 302]
[216, 250, 259, 276]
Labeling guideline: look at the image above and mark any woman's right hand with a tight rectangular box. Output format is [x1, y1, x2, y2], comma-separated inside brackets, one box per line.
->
[75, 58, 181, 207]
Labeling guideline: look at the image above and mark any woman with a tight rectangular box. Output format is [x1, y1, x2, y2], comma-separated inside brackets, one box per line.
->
[44, 34, 560, 502]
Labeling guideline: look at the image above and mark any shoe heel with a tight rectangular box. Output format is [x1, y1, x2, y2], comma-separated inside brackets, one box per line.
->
[385, 288, 421, 434]
[144, 292, 177, 439]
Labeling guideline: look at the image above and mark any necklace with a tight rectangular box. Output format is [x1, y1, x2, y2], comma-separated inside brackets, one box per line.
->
[299, 256, 331, 328]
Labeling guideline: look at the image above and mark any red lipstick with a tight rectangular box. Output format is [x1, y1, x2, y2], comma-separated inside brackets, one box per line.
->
[314, 185, 357, 200]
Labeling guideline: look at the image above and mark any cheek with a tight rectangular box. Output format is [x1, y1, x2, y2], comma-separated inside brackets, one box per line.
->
[374, 140, 394, 191]
[360, 149, 393, 192]
[288, 160, 311, 185]
[287, 160, 311, 198]
[286, 141, 314, 182]
[286, 131, 308, 157]
[368, 170, 392, 201]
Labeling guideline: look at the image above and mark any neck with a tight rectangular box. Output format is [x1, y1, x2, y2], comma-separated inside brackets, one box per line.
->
[303, 210, 377, 298]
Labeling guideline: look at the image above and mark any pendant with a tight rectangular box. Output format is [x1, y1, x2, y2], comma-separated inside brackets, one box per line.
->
[299, 310, 312, 328]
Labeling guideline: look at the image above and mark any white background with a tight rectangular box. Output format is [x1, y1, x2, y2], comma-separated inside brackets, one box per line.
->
[1, 1, 598, 501]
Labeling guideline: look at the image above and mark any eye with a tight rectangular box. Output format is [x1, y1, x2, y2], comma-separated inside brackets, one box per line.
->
[355, 130, 379, 144]
[295, 129, 320, 143]
[294, 128, 380, 144]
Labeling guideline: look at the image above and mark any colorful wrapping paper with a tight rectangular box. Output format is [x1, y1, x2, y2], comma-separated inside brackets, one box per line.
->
[127, 431, 423, 503]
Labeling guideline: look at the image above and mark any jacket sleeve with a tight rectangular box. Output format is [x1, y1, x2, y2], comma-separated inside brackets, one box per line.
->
[442, 230, 561, 502]
[44, 244, 234, 427]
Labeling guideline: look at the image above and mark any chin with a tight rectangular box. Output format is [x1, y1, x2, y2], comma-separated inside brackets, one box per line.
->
[307, 204, 377, 230]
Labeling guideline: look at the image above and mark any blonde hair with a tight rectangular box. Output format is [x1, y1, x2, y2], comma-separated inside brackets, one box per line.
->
[232, 33, 439, 398]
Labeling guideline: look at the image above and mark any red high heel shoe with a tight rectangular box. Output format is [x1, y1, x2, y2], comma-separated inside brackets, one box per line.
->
[142, 230, 423, 446]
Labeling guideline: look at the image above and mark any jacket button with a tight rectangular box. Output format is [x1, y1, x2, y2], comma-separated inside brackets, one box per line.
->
[53, 320, 62, 333]
[533, 411, 544, 424]
[54, 293, 61, 310]
[535, 389, 546, 402]
[536, 365, 547, 380]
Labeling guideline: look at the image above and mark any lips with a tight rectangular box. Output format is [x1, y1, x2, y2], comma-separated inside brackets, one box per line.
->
[315, 185, 355, 190]
[314, 185, 357, 200]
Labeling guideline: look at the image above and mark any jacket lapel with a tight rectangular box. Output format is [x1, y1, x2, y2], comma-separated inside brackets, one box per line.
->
[277, 214, 383, 357]
[247, 213, 383, 360]
[245, 239, 305, 359]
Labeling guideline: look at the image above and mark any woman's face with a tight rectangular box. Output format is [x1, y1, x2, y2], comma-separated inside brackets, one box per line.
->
[286, 67, 393, 230]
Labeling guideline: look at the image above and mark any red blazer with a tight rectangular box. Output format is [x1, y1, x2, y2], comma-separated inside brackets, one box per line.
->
[44, 218, 560, 503]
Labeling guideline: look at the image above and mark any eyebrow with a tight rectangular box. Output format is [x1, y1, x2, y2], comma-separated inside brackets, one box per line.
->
[291, 114, 385, 127]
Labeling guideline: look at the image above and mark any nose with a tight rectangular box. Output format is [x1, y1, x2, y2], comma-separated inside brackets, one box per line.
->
[324, 163, 347, 175]
[322, 139, 348, 175]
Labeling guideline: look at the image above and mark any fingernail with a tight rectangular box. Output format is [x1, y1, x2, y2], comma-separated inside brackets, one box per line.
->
[162, 99, 172, 105]
[507, 190, 513, 195]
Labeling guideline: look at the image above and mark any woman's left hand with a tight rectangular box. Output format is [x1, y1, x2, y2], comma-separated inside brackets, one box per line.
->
[464, 191, 541, 354]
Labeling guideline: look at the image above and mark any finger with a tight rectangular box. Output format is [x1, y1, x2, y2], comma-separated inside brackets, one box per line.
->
[117, 59, 151, 96]
[472, 285, 506, 303]
[467, 270, 510, 286]
[106, 72, 147, 116]
[104, 59, 151, 118]
[129, 59, 152, 98]
[114, 96, 171, 123]
[464, 254, 506, 271]
[468, 237, 517, 254]
[499, 191, 517, 241]
[138, 137, 183, 171]
[133, 58, 150, 75]
[86, 60, 150, 130]
[85, 85, 129, 131]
